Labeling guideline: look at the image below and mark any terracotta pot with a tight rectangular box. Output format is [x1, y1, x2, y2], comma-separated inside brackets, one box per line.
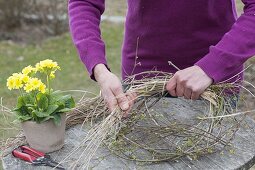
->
[21, 113, 66, 153]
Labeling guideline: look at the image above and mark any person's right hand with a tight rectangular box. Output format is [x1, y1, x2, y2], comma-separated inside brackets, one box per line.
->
[94, 64, 136, 116]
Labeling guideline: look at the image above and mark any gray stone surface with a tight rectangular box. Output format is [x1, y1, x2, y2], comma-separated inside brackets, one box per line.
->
[3, 98, 255, 170]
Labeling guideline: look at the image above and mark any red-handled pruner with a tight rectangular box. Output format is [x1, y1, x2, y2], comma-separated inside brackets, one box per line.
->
[12, 145, 65, 170]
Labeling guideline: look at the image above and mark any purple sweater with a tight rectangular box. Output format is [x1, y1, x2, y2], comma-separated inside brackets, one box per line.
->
[68, 0, 255, 83]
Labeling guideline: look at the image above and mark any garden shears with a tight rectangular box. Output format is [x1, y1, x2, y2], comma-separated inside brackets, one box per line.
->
[12, 145, 65, 170]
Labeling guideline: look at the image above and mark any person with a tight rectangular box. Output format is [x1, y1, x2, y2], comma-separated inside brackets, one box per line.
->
[68, 0, 255, 115]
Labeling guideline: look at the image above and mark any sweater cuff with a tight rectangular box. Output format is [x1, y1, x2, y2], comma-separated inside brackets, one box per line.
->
[76, 41, 110, 81]
[195, 46, 243, 83]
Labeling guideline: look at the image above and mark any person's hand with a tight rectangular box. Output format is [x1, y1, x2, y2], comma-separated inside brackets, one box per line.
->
[94, 64, 136, 116]
[166, 65, 213, 100]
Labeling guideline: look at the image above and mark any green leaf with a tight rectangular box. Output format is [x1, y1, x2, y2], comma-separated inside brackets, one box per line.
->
[13, 107, 20, 112]
[37, 93, 48, 111]
[58, 108, 73, 113]
[18, 115, 32, 121]
[46, 105, 59, 115]
[33, 110, 49, 118]
[40, 115, 55, 123]
[13, 106, 29, 116]
[48, 91, 62, 104]
[52, 114, 61, 125]
[54, 94, 69, 103]
[25, 104, 35, 107]
[56, 101, 65, 110]
[48, 93, 75, 109]
[27, 106, 35, 113]
[65, 96, 75, 108]
[16, 96, 25, 109]
[23, 94, 34, 105]
[15, 94, 35, 112]
[36, 92, 45, 101]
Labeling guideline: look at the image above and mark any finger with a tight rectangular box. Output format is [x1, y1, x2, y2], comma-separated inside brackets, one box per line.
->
[124, 92, 137, 118]
[103, 90, 118, 112]
[191, 91, 200, 100]
[128, 92, 137, 105]
[113, 87, 129, 111]
[127, 93, 137, 107]
[123, 95, 133, 118]
[184, 87, 192, 99]
[166, 76, 177, 96]
[123, 92, 139, 117]
[176, 83, 184, 97]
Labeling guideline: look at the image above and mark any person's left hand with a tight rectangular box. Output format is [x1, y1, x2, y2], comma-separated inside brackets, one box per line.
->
[166, 66, 213, 100]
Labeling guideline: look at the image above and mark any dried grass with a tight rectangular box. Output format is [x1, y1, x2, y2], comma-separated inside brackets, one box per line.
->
[1, 71, 254, 169]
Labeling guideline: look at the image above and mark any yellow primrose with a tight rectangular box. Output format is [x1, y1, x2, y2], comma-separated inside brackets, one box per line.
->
[35, 63, 42, 71]
[22, 75, 30, 83]
[30, 78, 41, 88]
[36, 59, 61, 73]
[12, 73, 23, 79]
[6, 75, 24, 90]
[6, 77, 15, 90]
[24, 77, 46, 93]
[22, 65, 35, 75]
[14, 78, 23, 89]
[39, 83, 46, 93]
[49, 71, 56, 79]
[24, 83, 34, 93]
[12, 73, 30, 83]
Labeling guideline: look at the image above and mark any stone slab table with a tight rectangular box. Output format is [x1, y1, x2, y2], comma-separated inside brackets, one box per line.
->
[3, 98, 255, 170]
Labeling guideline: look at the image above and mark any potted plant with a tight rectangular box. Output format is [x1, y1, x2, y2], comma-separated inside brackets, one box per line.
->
[6, 59, 75, 153]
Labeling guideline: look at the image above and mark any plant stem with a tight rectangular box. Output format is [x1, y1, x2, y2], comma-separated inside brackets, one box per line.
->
[18, 88, 24, 97]
[33, 91, 39, 110]
[47, 73, 50, 95]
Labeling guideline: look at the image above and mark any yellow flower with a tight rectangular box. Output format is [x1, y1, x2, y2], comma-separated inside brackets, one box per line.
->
[6, 77, 15, 90]
[39, 84, 46, 93]
[30, 78, 41, 88]
[12, 73, 23, 79]
[23, 77, 46, 93]
[12, 72, 30, 83]
[22, 75, 30, 83]
[14, 78, 23, 89]
[35, 63, 42, 71]
[22, 65, 35, 75]
[6, 73, 26, 90]
[49, 71, 55, 79]
[23, 78, 38, 93]
[36, 59, 61, 73]
[24, 83, 34, 93]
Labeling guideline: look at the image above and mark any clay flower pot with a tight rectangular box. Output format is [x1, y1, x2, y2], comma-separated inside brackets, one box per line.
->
[21, 113, 66, 153]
